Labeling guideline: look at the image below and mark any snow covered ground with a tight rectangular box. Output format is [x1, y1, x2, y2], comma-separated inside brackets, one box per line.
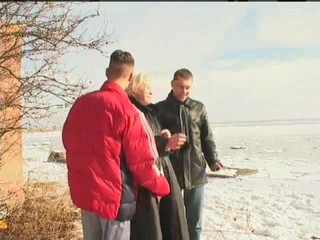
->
[202, 124, 320, 240]
[22, 123, 320, 240]
[23, 131, 67, 184]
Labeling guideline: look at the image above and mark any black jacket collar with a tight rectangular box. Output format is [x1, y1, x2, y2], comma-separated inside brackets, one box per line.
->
[166, 90, 192, 108]
[129, 96, 153, 114]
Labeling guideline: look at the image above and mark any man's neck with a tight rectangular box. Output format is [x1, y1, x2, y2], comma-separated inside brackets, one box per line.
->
[169, 91, 186, 104]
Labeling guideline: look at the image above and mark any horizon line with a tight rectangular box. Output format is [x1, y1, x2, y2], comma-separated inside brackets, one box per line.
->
[211, 117, 320, 124]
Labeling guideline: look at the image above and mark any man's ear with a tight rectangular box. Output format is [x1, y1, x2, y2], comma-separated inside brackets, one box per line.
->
[171, 79, 175, 88]
[128, 72, 133, 82]
[105, 68, 109, 78]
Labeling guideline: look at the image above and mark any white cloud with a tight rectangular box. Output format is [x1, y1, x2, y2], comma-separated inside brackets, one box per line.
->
[257, 4, 320, 48]
[198, 57, 320, 121]
[113, 3, 246, 72]
[207, 60, 240, 69]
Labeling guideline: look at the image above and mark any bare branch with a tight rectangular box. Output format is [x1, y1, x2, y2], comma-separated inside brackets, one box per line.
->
[0, 2, 111, 164]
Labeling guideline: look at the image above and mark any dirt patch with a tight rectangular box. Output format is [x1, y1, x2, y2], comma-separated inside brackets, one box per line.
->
[234, 168, 258, 176]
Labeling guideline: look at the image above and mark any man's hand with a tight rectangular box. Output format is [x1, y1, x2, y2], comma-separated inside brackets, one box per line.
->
[209, 162, 224, 172]
[160, 129, 171, 138]
[167, 133, 187, 151]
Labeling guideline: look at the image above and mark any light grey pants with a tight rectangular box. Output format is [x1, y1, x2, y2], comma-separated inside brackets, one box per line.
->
[184, 186, 205, 240]
[81, 210, 130, 240]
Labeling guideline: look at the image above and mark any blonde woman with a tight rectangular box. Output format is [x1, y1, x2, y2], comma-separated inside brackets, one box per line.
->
[127, 73, 189, 240]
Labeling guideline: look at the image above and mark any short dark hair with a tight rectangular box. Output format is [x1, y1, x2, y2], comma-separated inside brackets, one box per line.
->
[109, 50, 134, 66]
[107, 50, 134, 79]
[173, 68, 193, 80]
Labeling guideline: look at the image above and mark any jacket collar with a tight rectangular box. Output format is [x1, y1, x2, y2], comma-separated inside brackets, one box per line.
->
[129, 96, 152, 114]
[100, 80, 128, 99]
[166, 90, 192, 108]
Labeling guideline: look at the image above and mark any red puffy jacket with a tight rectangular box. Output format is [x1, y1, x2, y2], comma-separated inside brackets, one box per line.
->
[62, 81, 170, 221]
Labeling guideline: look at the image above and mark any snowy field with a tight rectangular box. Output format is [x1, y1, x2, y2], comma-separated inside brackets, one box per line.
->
[22, 123, 320, 240]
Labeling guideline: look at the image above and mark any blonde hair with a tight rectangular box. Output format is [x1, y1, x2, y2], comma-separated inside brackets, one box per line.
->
[126, 72, 150, 98]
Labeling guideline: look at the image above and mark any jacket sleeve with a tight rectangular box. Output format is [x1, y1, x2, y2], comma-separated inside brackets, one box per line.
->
[121, 110, 170, 197]
[200, 104, 220, 167]
[154, 135, 169, 157]
[150, 103, 169, 156]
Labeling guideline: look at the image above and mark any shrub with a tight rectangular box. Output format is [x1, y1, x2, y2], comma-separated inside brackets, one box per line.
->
[0, 180, 81, 240]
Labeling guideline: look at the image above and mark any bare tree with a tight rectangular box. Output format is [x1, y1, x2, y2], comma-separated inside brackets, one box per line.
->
[0, 2, 111, 162]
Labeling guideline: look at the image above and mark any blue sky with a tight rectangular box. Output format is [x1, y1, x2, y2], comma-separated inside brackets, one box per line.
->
[50, 2, 320, 128]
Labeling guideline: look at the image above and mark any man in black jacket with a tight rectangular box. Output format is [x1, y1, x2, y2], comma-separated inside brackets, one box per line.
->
[155, 68, 224, 240]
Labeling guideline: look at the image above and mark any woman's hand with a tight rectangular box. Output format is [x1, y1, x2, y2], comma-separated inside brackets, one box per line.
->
[160, 129, 171, 138]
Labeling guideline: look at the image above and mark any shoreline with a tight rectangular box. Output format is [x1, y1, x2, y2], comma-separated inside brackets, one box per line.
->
[23, 129, 61, 133]
[22, 118, 320, 133]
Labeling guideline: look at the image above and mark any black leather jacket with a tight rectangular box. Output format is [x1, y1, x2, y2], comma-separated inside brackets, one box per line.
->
[155, 91, 220, 189]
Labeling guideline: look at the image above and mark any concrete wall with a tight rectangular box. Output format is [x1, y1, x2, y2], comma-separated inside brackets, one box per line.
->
[0, 24, 24, 203]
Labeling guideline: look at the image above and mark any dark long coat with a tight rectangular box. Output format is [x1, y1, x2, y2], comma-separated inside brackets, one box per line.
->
[130, 97, 189, 240]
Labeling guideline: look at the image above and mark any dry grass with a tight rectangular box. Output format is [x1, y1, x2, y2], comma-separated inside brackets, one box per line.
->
[0, 180, 81, 240]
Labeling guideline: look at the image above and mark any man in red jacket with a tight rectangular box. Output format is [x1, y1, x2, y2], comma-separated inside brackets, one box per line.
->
[62, 50, 170, 240]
